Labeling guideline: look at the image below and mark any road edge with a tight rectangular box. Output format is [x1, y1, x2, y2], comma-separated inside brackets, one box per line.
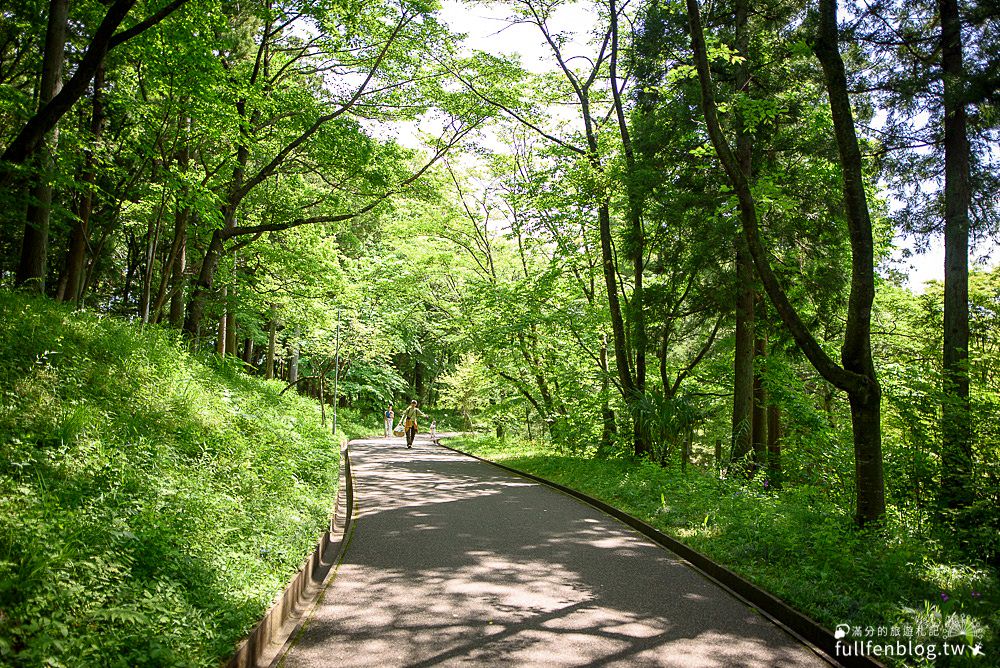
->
[436, 438, 883, 668]
[224, 442, 355, 668]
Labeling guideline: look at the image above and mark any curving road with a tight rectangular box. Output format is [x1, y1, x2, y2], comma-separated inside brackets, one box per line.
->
[275, 436, 831, 667]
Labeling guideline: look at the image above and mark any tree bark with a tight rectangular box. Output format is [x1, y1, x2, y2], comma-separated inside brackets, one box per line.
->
[139, 195, 165, 323]
[216, 285, 228, 356]
[813, 0, 884, 525]
[288, 326, 300, 384]
[752, 322, 767, 467]
[242, 337, 254, 366]
[600, 334, 617, 451]
[167, 211, 188, 327]
[225, 304, 236, 360]
[767, 402, 782, 487]
[61, 61, 106, 304]
[184, 226, 226, 336]
[265, 303, 277, 379]
[15, 0, 68, 293]
[153, 115, 191, 324]
[610, 0, 649, 457]
[687, 0, 885, 524]
[939, 0, 973, 511]
[732, 243, 756, 468]
[730, 0, 756, 473]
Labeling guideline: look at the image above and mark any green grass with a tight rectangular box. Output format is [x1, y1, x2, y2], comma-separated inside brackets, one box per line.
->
[451, 435, 999, 667]
[0, 292, 343, 667]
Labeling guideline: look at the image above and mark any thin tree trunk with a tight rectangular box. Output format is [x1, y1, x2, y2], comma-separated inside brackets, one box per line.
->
[609, 0, 649, 458]
[289, 326, 300, 384]
[80, 213, 114, 302]
[939, 0, 973, 511]
[265, 303, 277, 379]
[217, 285, 227, 356]
[61, 61, 106, 304]
[319, 372, 326, 426]
[601, 334, 617, 451]
[752, 337, 767, 466]
[139, 194, 165, 323]
[752, 300, 768, 467]
[767, 402, 782, 487]
[167, 213, 187, 327]
[225, 304, 236, 359]
[732, 243, 756, 469]
[730, 0, 756, 474]
[121, 230, 141, 308]
[152, 147, 190, 321]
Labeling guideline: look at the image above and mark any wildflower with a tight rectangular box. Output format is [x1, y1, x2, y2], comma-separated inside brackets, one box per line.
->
[971, 591, 981, 599]
[941, 593, 949, 602]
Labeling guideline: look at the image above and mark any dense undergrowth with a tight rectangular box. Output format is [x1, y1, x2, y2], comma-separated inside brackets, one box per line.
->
[451, 435, 999, 667]
[0, 292, 352, 667]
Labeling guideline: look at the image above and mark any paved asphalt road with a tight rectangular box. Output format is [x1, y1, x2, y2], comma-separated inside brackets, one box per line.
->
[275, 436, 830, 667]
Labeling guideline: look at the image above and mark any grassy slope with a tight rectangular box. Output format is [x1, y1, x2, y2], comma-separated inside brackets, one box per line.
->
[452, 436, 999, 667]
[0, 292, 344, 667]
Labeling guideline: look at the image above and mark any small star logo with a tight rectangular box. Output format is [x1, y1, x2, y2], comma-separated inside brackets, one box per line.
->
[971, 644, 983, 657]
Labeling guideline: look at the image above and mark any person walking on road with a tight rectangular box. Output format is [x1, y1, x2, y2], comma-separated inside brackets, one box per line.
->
[383, 403, 394, 438]
[399, 400, 429, 449]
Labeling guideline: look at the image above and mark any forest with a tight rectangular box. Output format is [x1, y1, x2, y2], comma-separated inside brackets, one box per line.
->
[1, 0, 999, 664]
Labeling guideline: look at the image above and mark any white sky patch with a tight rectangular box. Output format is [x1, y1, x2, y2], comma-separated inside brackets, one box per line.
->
[439, 0, 599, 74]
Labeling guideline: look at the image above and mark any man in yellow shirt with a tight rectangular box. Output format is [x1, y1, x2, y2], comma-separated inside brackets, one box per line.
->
[399, 400, 429, 449]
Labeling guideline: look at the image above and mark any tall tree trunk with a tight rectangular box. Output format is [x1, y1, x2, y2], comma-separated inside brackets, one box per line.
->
[939, 0, 973, 511]
[79, 213, 113, 302]
[288, 326, 300, 384]
[752, 322, 767, 467]
[185, 226, 225, 336]
[610, 0, 649, 457]
[153, 117, 191, 324]
[687, 0, 885, 524]
[61, 61, 106, 304]
[767, 402, 782, 487]
[139, 195, 165, 323]
[216, 285, 228, 356]
[658, 321, 670, 395]
[15, 0, 68, 293]
[265, 303, 277, 379]
[168, 212, 188, 327]
[225, 303, 236, 359]
[730, 0, 756, 473]
[600, 334, 617, 451]
[319, 372, 326, 426]
[732, 243, 756, 469]
[814, 0, 884, 525]
[599, 203, 637, 390]
[414, 358, 424, 401]
[121, 230, 141, 308]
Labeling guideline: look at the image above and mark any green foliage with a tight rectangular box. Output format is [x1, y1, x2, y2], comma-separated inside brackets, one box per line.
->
[0, 292, 340, 666]
[453, 435, 1000, 666]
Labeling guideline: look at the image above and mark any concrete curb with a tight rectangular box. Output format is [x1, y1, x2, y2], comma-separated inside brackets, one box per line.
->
[437, 439, 883, 668]
[224, 443, 355, 668]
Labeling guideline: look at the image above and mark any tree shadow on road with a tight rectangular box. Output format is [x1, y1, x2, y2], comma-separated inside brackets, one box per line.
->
[279, 438, 827, 667]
